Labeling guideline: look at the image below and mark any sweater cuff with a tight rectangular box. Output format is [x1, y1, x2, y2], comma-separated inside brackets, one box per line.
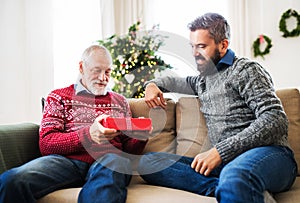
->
[144, 80, 170, 93]
[144, 80, 159, 88]
[215, 141, 235, 163]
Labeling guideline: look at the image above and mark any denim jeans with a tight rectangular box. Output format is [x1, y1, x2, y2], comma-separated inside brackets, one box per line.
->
[137, 146, 297, 203]
[0, 153, 132, 203]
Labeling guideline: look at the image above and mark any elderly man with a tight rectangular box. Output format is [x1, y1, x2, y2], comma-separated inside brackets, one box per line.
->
[0, 45, 149, 203]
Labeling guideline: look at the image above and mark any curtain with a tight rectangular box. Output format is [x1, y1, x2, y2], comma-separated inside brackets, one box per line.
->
[99, 0, 115, 38]
[100, 0, 148, 38]
[227, 0, 251, 57]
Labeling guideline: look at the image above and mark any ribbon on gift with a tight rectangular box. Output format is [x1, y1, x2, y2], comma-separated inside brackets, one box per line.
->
[125, 117, 133, 131]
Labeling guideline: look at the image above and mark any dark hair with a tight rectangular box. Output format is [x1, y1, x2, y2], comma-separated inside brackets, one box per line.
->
[187, 13, 230, 44]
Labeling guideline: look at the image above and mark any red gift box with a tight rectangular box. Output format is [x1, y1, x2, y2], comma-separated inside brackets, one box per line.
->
[101, 117, 152, 131]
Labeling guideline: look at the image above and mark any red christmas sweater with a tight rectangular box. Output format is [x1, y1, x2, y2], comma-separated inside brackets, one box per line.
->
[40, 84, 147, 164]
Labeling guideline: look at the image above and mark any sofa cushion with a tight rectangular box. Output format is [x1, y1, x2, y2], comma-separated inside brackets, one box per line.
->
[37, 188, 80, 203]
[274, 177, 300, 202]
[175, 97, 210, 157]
[276, 88, 300, 174]
[38, 176, 218, 203]
[128, 98, 176, 154]
[126, 176, 217, 203]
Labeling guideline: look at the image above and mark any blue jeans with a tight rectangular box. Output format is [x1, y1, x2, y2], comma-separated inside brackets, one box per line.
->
[137, 146, 297, 203]
[0, 153, 132, 203]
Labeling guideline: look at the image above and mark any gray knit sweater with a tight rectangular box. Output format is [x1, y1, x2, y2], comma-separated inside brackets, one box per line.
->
[150, 57, 289, 163]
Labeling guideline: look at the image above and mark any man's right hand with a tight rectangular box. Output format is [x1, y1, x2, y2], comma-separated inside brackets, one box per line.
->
[144, 83, 167, 109]
[89, 115, 120, 144]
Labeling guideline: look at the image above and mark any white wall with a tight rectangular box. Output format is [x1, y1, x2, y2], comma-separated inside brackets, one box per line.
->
[243, 0, 300, 89]
[0, 0, 300, 124]
[52, 0, 102, 89]
[0, 0, 26, 123]
[0, 0, 54, 124]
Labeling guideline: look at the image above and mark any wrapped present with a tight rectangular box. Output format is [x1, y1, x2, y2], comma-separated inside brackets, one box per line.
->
[101, 117, 152, 132]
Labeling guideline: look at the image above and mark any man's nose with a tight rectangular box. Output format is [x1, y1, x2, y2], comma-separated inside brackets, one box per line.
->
[98, 72, 105, 81]
[192, 47, 199, 56]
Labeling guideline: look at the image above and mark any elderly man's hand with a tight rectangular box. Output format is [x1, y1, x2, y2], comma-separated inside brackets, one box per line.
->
[89, 115, 121, 144]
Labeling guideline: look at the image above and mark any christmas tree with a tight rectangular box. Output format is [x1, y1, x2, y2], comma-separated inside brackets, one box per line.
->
[97, 21, 173, 98]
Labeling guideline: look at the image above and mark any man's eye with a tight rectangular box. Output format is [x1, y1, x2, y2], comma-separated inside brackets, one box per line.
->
[196, 45, 206, 49]
[191, 44, 206, 50]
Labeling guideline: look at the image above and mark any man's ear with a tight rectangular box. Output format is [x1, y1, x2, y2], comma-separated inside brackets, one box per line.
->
[219, 39, 229, 56]
[79, 61, 83, 73]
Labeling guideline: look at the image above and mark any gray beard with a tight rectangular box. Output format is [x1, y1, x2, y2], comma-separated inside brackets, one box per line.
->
[197, 60, 217, 76]
[196, 49, 221, 76]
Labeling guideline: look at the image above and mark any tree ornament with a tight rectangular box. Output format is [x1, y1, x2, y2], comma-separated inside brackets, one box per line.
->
[252, 34, 273, 59]
[279, 9, 300, 38]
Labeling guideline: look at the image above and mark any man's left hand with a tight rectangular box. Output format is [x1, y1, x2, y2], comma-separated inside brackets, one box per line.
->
[191, 147, 222, 176]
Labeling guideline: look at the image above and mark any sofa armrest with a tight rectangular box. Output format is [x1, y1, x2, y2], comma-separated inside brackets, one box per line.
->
[0, 123, 41, 174]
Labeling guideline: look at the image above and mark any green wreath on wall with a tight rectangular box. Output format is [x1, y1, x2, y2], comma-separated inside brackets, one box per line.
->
[252, 35, 273, 59]
[279, 9, 300, 38]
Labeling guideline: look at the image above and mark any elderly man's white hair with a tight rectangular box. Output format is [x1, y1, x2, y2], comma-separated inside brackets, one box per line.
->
[81, 45, 113, 66]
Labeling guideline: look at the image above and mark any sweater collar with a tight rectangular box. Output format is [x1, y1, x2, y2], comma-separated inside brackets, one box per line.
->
[216, 49, 235, 71]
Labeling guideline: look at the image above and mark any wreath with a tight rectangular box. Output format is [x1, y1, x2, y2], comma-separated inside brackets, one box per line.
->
[252, 35, 272, 59]
[279, 9, 300, 38]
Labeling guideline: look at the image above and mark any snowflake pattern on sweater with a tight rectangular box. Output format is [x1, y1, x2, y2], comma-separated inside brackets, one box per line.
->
[40, 85, 147, 164]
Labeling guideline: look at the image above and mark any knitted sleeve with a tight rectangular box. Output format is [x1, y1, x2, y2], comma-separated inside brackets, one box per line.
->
[39, 93, 89, 156]
[145, 76, 197, 95]
[215, 59, 288, 163]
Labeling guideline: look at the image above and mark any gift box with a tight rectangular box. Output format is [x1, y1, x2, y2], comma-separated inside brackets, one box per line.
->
[101, 117, 152, 131]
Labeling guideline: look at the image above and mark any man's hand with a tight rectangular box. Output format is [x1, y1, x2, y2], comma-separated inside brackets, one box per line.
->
[89, 115, 121, 144]
[191, 147, 222, 176]
[144, 83, 167, 109]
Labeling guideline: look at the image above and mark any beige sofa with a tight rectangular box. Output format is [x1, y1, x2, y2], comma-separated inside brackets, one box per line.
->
[0, 88, 299, 202]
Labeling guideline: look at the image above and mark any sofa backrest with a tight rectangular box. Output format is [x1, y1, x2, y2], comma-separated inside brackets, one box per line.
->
[276, 88, 300, 174]
[175, 97, 209, 157]
[128, 98, 176, 154]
